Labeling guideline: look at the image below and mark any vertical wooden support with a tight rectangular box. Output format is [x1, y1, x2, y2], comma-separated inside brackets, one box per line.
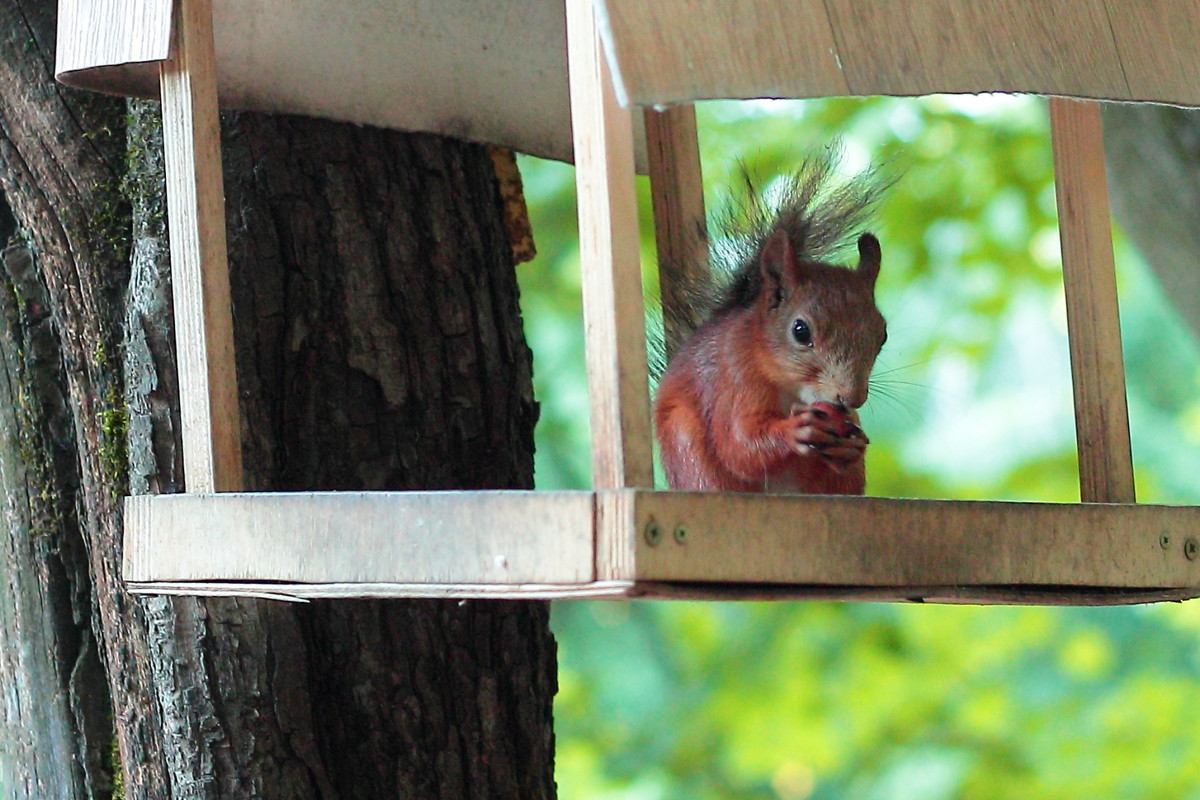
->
[1049, 98, 1134, 504]
[644, 105, 708, 359]
[565, 0, 654, 489]
[159, 0, 244, 492]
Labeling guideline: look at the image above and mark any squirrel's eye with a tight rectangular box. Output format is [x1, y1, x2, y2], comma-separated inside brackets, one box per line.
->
[791, 318, 813, 347]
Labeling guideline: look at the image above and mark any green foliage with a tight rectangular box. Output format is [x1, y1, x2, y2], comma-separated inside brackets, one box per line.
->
[516, 95, 1200, 798]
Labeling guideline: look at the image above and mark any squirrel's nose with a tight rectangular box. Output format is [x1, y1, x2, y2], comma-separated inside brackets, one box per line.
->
[839, 389, 867, 410]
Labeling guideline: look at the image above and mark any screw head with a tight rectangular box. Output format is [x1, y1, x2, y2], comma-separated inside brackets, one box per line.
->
[644, 519, 662, 546]
[673, 525, 689, 544]
[1186, 538, 1199, 561]
[1161, 533, 1172, 550]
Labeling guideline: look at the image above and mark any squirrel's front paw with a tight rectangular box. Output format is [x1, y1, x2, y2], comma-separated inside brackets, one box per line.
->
[786, 401, 868, 472]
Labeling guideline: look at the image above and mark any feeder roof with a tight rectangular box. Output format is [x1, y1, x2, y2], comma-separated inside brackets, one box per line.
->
[55, 0, 1200, 162]
[56, 0, 586, 163]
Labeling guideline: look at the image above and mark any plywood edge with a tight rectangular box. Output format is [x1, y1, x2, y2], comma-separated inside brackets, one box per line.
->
[126, 580, 635, 601]
[624, 582, 1200, 606]
[56, 64, 164, 99]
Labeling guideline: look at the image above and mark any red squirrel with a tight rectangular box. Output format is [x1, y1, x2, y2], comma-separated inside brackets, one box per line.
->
[654, 154, 888, 494]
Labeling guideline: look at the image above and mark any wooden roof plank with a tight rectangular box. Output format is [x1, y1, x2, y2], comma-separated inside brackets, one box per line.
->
[1105, 0, 1200, 105]
[597, 0, 847, 104]
[825, 0, 1128, 100]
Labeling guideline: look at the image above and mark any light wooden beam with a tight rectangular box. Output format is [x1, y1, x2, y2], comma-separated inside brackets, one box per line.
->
[1049, 98, 1135, 504]
[159, 0, 243, 492]
[644, 105, 708, 358]
[123, 491, 597, 585]
[566, 0, 654, 489]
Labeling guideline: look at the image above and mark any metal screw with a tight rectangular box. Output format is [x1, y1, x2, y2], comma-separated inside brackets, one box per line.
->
[1160, 533, 1172, 550]
[673, 525, 689, 544]
[644, 519, 661, 547]
[1186, 538, 1199, 561]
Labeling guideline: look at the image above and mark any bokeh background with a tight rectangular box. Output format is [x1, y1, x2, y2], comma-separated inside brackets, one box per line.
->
[516, 96, 1200, 800]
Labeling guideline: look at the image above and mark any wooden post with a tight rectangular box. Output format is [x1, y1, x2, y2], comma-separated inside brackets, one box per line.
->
[159, 0, 244, 492]
[1049, 98, 1134, 504]
[644, 105, 708, 359]
[565, 0, 654, 489]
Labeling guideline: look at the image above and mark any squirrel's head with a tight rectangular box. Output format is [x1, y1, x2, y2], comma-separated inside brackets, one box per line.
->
[755, 228, 887, 410]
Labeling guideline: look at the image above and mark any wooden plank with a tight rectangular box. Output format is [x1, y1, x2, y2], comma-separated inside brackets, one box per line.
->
[160, 0, 244, 493]
[596, 0, 847, 105]
[566, 0, 654, 489]
[123, 489, 1200, 605]
[126, 581, 635, 601]
[595, 485, 637, 580]
[625, 583, 1200, 606]
[123, 491, 597, 585]
[623, 491, 1200, 589]
[1049, 99, 1135, 504]
[644, 105, 708, 358]
[1104, 0, 1200, 104]
[825, 0, 1126, 99]
[597, 0, 1200, 107]
[55, 0, 173, 76]
[126, 578, 1200, 606]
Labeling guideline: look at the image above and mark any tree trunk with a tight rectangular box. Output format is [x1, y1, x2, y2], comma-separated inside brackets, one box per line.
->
[0, 1, 556, 797]
[1103, 104, 1200, 341]
[0, 230, 114, 799]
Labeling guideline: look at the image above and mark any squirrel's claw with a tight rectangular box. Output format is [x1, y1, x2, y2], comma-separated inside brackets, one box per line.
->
[785, 403, 868, 472]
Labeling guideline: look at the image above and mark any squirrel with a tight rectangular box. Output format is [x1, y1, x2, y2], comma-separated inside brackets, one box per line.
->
[654, 148, 888, 494]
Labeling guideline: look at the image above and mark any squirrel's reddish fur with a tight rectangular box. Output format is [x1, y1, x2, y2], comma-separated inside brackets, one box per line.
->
[654, 160, 888, 494]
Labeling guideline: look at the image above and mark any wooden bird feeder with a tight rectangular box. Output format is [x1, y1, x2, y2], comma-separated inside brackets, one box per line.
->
[57, 0, 1200, 604]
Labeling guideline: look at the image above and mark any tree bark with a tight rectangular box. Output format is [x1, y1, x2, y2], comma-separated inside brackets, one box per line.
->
[1103, 105, 1200, 340]
[0, 234, 114, 799]
[0, 0, 129, 795]
[0, 1, 555, 797]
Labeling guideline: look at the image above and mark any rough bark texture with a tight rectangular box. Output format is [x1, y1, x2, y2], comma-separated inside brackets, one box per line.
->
[0, 2, 127, 797]
[0, 236, 113, 799]
[1103, 105, 1200, 340]
[0, 1, 555, 797]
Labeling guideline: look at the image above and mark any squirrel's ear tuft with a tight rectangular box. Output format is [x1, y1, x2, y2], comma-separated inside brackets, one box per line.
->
[759, 228, 793, 307]
[760, 228, 808, 308]
[857, 233, 881, 290]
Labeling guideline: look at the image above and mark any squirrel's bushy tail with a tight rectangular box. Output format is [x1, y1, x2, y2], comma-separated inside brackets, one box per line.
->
[648, 141, 890, 379]
[710, 141, 890, 314]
